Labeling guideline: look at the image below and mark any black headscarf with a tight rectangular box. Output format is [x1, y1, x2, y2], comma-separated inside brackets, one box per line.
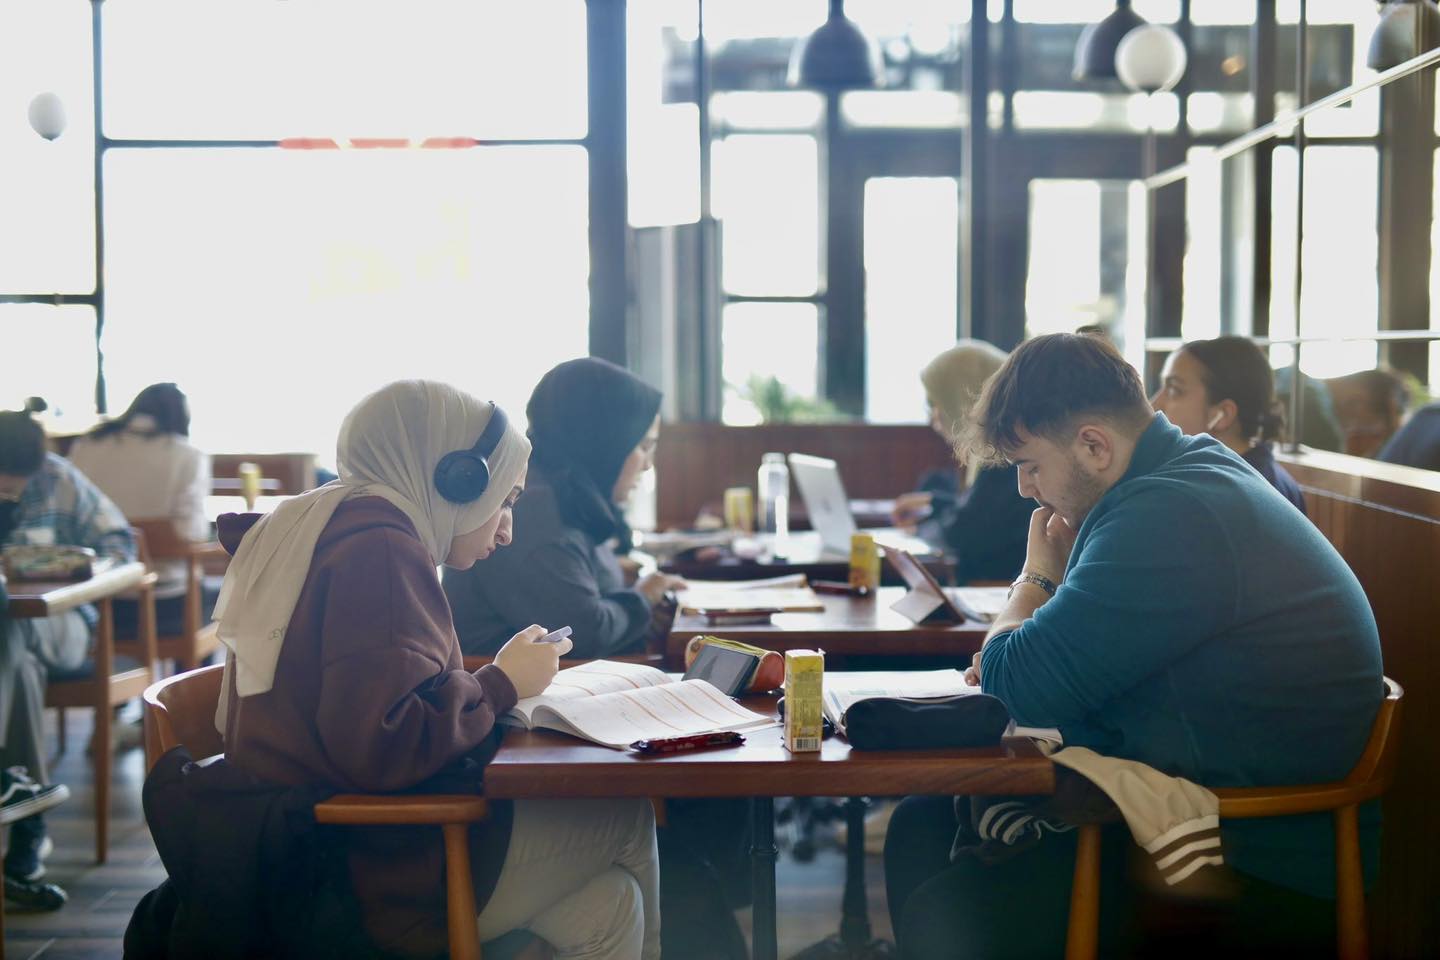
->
[526, 358, 663, 552]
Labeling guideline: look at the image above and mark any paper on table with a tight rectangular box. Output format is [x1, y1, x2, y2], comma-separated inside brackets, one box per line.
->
[942, 586, 1011, 623]
[528, 679, 774, 749]
[678, 574, 823, 615]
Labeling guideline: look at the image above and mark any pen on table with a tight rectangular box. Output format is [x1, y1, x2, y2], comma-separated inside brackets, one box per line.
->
[537, 626, 573, 644]
[811, 580, 871, 597]
[629, 731, 745, 755]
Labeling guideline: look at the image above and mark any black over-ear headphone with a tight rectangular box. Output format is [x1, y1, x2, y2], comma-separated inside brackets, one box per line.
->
[433, 403, 510, 504]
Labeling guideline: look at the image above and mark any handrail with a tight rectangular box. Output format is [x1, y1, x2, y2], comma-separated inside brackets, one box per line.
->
[1145, 330, 1440, 351]
[1145, 45, 1440, 190]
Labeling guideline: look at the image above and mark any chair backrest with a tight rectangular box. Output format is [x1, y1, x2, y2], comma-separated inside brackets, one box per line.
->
[1345, 676, 1404, 795]
[1214, 676, 1404, 817]
[143, 664, 226, 773]
[131, 517, 198, 562]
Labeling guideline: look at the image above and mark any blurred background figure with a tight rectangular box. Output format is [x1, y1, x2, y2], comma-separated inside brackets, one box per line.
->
[1152, 337, 1306, 513]
[892, 340, 1032, 584]
[69, 383, 213, 638]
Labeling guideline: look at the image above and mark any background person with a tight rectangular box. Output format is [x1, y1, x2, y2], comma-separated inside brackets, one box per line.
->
[0, 404, 135, 889]
[445, 357, 684, 659]
[892, 340, 1032, 583]
[69, 382, 213, 636]
[1151, 336, 1306, 513]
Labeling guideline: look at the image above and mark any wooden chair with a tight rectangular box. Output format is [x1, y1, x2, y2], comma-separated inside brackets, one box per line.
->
[143, 665, 494, 960]
[1063, 677, 1404, 960]
[117, 518, 225, 673]
[44, 560, 158, 864]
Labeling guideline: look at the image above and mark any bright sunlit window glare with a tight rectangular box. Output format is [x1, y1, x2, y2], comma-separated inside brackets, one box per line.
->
[0, 304, 97, 419]
[721, 303, 821, 425]
[712, 135, 820, 297]
[103, 1, 588, 141]
[1268, 146, 1379, 378]
[865, 178, 959, 423]
[103, 147, 591, 458]
[0, 0, 94, 295]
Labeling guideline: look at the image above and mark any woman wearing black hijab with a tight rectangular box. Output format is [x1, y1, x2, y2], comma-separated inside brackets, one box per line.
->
[445, 357, 685, 659]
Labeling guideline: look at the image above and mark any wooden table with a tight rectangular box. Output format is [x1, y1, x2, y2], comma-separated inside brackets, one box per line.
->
[662, 530, 947, 587]
[3, 561, 149, 619]
[665, 586, 987, 668]
[486, 693, 1053, 960]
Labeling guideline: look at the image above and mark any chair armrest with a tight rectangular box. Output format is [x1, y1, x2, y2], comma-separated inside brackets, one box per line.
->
[189, 541, 231, 562]
[314, 794, 490, 826]
[1214, 781, 1386, 818]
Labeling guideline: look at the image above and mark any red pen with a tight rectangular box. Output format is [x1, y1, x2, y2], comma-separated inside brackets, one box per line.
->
[629, 731, 745, 754]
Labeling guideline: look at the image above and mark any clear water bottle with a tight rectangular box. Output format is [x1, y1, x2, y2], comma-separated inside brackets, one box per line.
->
[758, 452, 790, 538]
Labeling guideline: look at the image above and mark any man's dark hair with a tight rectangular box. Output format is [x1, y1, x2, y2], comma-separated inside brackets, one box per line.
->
[1181, 336, 1285, 443]
[963, 333, 1152, 462]
[0, 406, 47, 476]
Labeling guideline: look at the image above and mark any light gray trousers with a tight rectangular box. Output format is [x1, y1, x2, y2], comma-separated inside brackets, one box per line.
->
[478, 797, 661, 960]
[0, 611, 91, 784]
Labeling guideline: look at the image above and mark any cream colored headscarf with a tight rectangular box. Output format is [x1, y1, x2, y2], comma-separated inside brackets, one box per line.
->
[213, 380, 530, 707]
[920, 340, 1008, 484]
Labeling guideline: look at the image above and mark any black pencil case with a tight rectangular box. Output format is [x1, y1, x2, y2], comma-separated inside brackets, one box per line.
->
[843, 694, 1011, 751]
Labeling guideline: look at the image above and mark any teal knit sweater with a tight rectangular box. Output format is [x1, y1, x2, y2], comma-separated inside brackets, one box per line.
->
[981, 414, 1383, 897]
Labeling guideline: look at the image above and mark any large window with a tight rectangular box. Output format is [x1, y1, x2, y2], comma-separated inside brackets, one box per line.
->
[0, 2, 598, 457]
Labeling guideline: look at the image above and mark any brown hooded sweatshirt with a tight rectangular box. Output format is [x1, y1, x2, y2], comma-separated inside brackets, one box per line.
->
[223, 496, 518, 956]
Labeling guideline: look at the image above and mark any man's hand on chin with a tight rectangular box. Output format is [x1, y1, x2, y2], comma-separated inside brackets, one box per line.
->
[1024, 505, 1076, 584]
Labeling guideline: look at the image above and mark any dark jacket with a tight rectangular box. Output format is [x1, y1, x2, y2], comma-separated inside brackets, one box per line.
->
[1379, 401, 1440, 471]
[124, 745, 374, 960]
[444, 465, 652, 658]
[1241, 443, 1307, 515]
[919, 464, 1032, 584]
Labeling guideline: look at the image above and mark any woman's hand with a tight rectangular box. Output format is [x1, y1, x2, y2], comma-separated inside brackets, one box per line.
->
[493, 624, 573, 699]
[636, 572, 687, 606]
[616, 555, 643, 586]
[891, 491, 934, 528]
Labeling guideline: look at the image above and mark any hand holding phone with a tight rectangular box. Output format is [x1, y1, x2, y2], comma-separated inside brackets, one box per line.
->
[537, 626, 573, 644]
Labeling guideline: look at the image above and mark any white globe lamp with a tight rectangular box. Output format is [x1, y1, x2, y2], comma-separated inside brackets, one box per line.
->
[1115, 24, 1188, 93]
[27, 92, 67, 141]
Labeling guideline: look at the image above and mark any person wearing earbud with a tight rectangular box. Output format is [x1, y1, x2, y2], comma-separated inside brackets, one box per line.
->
[215, 380, 659, 959]
[1152, 336, 1307, 514]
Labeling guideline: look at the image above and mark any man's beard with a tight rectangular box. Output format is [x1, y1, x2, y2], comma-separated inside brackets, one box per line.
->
[1061, 454, 1106, 526]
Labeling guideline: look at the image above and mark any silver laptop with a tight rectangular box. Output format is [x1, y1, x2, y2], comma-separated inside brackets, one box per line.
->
[787, 453, 935, 557]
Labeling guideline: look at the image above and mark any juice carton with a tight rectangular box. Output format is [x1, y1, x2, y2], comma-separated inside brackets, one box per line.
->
[783, 649, 825, 753]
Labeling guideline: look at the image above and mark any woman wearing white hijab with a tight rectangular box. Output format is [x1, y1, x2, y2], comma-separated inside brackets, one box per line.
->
[217, 380, 659, 960]
[893, 341, 1033, 583]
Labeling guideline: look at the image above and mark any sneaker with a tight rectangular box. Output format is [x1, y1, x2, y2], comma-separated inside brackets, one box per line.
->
[5, 815, 54, 882]
[0, 767, 70, 823]
[2, 874, 67, 911]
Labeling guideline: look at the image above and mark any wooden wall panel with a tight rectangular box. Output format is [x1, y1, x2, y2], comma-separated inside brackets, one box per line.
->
[1280, 450, 1440, 959]
[654, 423, 956, 529]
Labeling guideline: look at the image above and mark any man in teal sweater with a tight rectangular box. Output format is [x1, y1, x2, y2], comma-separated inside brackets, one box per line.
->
[884, 333, 1383, 958]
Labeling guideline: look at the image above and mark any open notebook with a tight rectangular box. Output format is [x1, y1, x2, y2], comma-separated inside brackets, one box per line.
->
[501, 660, 774, 749]
[675, 574, 824, 616]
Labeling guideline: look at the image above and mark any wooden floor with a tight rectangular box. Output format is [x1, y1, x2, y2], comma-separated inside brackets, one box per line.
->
[5, 708, 895, 959]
